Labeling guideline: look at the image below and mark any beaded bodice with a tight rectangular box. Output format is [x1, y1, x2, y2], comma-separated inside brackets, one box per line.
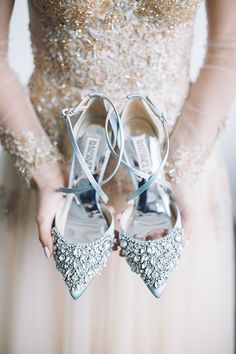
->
[27, 0, 202, 157]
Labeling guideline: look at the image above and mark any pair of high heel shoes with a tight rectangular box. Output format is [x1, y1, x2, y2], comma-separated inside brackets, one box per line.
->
[51, 92, 184, 300]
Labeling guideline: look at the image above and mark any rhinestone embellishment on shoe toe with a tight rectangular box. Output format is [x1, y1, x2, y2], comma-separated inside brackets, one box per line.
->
[52, 228, 114, 299]
[120, 227, 184, 294]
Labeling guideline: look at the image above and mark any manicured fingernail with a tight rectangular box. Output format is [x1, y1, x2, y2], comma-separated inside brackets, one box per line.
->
[43, 246, 50, 259]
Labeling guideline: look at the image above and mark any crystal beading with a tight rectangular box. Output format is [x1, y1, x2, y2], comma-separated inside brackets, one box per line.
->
[52, 227, 115, 295]
[165, 144, 212, 185]
[120, 227, 184, 289]
[0, 127, 63, 185]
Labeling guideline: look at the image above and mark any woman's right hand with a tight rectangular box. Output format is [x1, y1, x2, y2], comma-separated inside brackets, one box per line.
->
[32, 161, 67, 259]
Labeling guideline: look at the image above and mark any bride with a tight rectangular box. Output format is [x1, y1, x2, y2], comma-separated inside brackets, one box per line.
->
[0, 0, 235, 353]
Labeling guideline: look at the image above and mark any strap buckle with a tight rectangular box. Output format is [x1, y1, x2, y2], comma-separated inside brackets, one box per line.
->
[60, 107, 75, 122]
[145, 96, 167, 123]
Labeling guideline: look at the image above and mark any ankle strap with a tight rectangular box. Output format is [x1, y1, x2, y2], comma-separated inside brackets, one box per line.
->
[126, 95, 170, 201]
[106, 94, 170, 201]
[59, 92, 124, 204]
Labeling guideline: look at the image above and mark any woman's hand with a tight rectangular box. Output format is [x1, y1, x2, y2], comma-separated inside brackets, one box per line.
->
[32, 162, 67, 259]
[169, 180, 194, 241]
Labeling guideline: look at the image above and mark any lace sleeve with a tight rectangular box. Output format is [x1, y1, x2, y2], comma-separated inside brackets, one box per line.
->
[0, 1, 62, 186]
[166, 0, 236, 185]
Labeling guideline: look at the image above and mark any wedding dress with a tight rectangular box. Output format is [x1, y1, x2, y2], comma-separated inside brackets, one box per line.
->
[0, 1, 235, 353]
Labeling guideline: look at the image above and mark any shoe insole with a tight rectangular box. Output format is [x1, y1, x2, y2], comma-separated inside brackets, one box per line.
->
[62, 121, 108, 243]
[123, 117, 173, 238]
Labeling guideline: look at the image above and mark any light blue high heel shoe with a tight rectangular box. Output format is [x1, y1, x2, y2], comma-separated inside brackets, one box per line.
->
[51, 92, 123, 300]
[108, 93, 184, 298]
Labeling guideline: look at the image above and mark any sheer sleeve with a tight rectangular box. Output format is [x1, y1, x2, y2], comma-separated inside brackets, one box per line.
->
[0, 0, 62, 185]
[166, 0, 236, 185]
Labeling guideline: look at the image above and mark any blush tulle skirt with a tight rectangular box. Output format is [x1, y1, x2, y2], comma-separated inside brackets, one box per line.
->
[0, 146, 234, 354]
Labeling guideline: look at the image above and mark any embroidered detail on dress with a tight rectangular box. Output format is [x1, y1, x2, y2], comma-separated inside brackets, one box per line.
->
[165, 144, 211, 185]
[0, 127, 63, 185]
[27, 0, 202, 156]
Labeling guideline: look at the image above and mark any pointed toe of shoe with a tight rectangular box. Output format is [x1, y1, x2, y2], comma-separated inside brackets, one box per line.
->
[148, 284, 166, 298]
[69, 281, 91, 300]
[70, 287, 85, 300]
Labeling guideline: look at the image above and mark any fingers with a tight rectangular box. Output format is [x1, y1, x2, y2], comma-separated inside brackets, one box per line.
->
[144, 229, 167, 241]
[112, 230, 119, 251]
[106, 206, 119, 251]
[32, 163, 67, 259]
[114, 213, 125, 256]
[107, 202, 192, 257]
[181, 206, 194, 241]
[36, 212, 54, 259]
[119, 249, 125, 257]
[36, 189, 63, 259]
[107, 206, 122, 252]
